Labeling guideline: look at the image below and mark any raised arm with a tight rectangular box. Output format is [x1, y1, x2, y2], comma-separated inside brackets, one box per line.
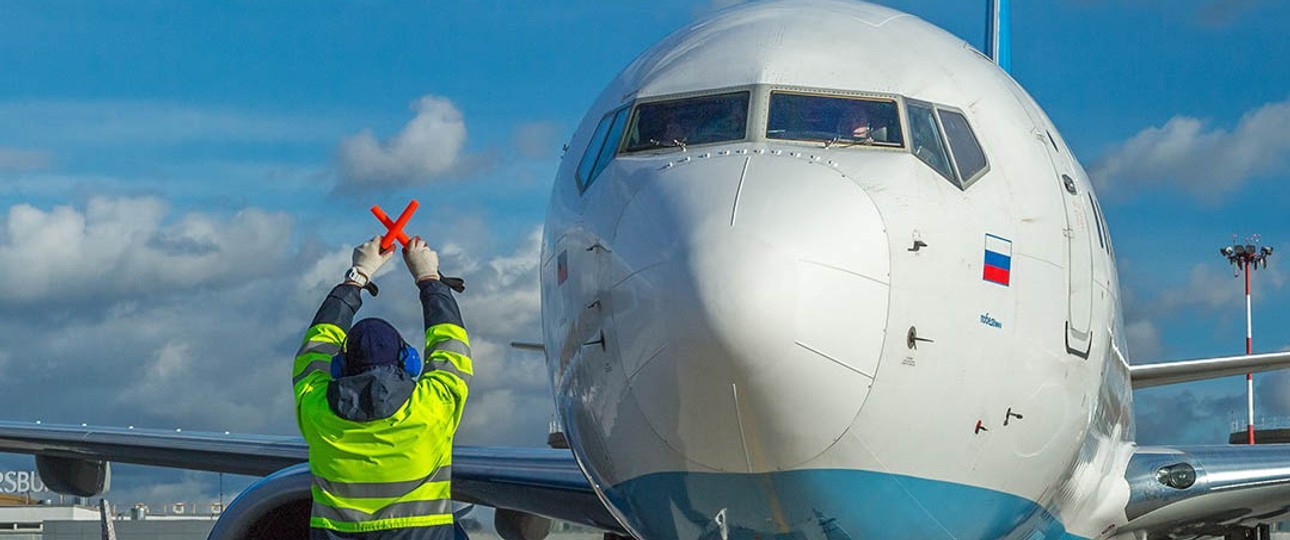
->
[404, 237, 473, 420]
[292, 284, 361, 386]
[292, 238, 392, 401]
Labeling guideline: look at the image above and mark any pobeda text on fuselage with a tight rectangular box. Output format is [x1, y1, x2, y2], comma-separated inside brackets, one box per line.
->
[540, 2, 1132, 539]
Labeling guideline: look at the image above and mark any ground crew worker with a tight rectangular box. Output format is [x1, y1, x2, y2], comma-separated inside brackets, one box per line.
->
[292, 235, 472, 540]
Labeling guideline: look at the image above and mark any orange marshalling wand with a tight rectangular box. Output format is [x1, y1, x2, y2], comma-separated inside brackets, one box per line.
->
[370, 200, 419, 251]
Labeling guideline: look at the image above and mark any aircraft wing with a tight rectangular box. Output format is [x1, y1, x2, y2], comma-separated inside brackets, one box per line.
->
[0, 421, 624, 533]
[1123, 444, 1290, 538]
[1130, 350, 1290, 389]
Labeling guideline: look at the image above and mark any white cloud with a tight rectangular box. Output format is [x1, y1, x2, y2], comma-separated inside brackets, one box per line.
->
[312, 224, 551, 445]
[0, 197, 309, 435]
[1126, 320, 1163, 363]
[0, 199, 554, 503]
[1153, 263, 1286, 315]
[0, 148, 50, 171]
[0, 277, 305, 433]
[1, 212, 550, 438]
[449, 229, 551, 446]
[0, 197, 293, 304]
[442, 227, 543, 340]
[297, 242, 403, 299]
[511, 121, 563, 160]
[1134, 387, 1243, 445]
[299, 246, 356, 298]
[290, 231, 549, 436]
[363, 227, 552, 446]
[337, 95, 468, 189]
[1091, 97, 1290, 199]
[1122, 261, 1285, 365]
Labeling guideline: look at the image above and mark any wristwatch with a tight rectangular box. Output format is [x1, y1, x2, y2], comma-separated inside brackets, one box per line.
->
[344, 267, 380, 296]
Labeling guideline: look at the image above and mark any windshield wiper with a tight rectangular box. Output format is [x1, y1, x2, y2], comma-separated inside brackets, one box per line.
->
[647, 138, 688, 151]
[823, 136, 875, 149]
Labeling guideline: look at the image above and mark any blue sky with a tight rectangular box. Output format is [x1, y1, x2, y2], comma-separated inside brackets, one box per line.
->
[0, 0, 1287, 512]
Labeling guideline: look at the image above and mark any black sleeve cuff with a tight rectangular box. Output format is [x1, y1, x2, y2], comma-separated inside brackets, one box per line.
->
[418, 279, 465, 329]
[311, 284, 364, 330]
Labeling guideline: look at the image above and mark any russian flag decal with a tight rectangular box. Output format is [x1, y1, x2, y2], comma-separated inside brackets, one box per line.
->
[983, 234, 1012, 286]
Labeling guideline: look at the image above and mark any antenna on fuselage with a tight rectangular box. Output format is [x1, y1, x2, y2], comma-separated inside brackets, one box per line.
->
[985, 0, 1012, 73]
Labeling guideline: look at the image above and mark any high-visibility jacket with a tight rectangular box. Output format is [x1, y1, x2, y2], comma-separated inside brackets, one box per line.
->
[293, 280, 472, 536]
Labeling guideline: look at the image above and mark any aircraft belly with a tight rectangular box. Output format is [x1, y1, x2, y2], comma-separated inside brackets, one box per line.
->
[603, 469, 1089, 540]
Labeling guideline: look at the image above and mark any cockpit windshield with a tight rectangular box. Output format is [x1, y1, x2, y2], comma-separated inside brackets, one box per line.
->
[767, 92, 903, 147]
[623, 92, 750, 152]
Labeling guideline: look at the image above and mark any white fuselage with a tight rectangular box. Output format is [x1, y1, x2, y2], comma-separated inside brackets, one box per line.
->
[539, 2, 1137, 539]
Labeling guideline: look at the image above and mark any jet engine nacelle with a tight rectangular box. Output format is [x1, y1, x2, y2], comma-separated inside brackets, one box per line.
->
[495, 507, 552, 540]
[207, 464, 480, 540]
[35, 455, 110, 497]
[207, 463, 312, 540]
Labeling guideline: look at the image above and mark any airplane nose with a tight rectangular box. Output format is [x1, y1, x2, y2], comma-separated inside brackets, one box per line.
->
[610, 154, 890, 472]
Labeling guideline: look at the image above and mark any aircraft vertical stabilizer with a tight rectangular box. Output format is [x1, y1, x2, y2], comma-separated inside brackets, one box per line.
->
[986, 0, 1012, 72]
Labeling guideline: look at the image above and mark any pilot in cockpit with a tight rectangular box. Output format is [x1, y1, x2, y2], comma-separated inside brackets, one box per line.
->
[849, 104, 904, 146]
[840, 105, 874, 142]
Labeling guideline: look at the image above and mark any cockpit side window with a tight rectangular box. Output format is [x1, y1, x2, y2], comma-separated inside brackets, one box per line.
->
[623, 92, 750, 152]
[766, 92, 903, 147]
[576, 106, 628, 192]
[907, 102, 955, 183]
[937, 109, 988, 186]
[590, 108, 630, 185]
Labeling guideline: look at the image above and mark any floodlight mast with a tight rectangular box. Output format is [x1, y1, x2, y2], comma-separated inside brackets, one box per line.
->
[1220, 240, 1274, 445]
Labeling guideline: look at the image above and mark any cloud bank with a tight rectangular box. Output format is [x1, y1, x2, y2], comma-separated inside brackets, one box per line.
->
[1091, 97, 1290, 200]
[0, 197, 292, 305]
[0, 196, 553, 507]
[1122, 262, 1285, 363]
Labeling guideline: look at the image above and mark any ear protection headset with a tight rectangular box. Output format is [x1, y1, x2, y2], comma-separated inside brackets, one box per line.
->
[330, 339, 422, 379]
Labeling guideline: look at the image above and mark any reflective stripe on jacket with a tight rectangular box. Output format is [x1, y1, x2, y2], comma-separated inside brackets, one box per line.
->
[293, 281, 471, 534]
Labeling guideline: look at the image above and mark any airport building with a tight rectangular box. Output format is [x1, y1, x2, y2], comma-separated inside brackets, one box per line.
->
[0, 504, 216, 540]
[0, 469, 218, 540]
[0, 495, 218, 540]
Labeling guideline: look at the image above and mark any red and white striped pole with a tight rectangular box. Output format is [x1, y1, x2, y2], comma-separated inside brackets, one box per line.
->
[1246, 257, 1255, 445]
[1221, 241, 1272, 445]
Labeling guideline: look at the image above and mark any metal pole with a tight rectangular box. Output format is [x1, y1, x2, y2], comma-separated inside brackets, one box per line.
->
[1246, 258, 1255, 445]
[100, 499, 118, 540]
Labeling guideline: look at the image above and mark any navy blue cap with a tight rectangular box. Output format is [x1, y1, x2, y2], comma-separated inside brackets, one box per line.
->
[344, 318, 405, 375]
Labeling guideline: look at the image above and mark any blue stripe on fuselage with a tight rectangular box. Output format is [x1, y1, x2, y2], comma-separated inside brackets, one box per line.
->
[605, 469, 1087, 540]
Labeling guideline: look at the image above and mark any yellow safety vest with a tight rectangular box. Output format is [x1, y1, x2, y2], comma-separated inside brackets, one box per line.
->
[293, 322, 472, 533]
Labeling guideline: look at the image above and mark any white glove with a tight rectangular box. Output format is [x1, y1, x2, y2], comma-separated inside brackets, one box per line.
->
[350, 236, 394, 285]
[403, 236, 440, 283]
